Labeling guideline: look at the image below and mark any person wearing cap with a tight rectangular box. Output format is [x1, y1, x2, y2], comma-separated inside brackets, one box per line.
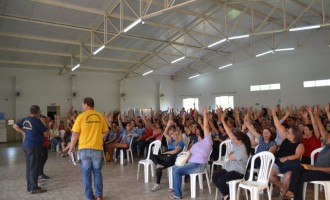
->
[13, 105, 48, 194]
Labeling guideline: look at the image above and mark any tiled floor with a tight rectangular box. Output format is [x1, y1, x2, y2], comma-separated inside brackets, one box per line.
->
[0, 142, 324, 200]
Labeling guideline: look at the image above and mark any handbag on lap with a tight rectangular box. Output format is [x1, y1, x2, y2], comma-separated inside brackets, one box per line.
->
[175, 151, 191, 166]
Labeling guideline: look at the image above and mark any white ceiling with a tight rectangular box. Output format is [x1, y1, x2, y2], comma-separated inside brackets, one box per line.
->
[0, 0, 329, 80]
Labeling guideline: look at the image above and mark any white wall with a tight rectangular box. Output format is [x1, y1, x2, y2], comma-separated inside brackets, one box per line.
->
[119, 75, 174, 112]
[0, 69, 122, 121]
[0, 76, 15, 119]
[174, 47, 330, 110]
[71, 72, 120, 113]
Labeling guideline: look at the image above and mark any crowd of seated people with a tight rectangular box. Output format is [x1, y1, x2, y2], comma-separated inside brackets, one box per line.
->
[45, 102, 330, 199]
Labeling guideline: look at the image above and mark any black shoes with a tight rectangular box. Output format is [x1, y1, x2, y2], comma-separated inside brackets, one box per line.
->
[30, 187, 47, 194]
[39, 175, 50, 179]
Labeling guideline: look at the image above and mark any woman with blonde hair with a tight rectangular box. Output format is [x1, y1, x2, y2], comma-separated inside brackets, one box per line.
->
[150, 117, 184, 192]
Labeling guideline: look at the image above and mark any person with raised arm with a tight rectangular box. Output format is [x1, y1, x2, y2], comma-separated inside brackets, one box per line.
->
[212, 110, 252, 200]
[283, 104, 330, 200]
[269, 107, 304, 198]
[244, 113, 277, 155]
[168, 106, 212, 199]
[150, 115, 184, 192]
[300, 106, 321, 164]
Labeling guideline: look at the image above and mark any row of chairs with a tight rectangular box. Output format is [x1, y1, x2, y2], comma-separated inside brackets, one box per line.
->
[215, 145, 330, 200]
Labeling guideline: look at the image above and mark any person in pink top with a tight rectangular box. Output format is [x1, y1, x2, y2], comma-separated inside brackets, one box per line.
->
[169, 106, 213, 199]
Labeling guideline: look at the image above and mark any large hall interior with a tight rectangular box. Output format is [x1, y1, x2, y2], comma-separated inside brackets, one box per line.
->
[0, 0, 330, 199]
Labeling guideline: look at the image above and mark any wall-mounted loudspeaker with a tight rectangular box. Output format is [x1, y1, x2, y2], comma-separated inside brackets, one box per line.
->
[16, 92, 20, 97]
[73, 92, 77, 97]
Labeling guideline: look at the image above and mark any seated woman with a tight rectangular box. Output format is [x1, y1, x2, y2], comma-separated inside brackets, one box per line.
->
[106, 113, 123, 161]
[169, 106, 212, 199]
[301, 106, 321, 164]
[142, 116, 164, 155]
[269, 107, 304, 196]
[283, 105, 330, 199]
[151, 119, 184, 192]
[59, 127, 72, 157]
[114, 114, 133, 165]
[244, 114, 276, 167]
[212, 111, 252, 200]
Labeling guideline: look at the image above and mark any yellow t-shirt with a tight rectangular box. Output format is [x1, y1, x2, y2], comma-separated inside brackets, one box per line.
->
[72, 110, 109, 150]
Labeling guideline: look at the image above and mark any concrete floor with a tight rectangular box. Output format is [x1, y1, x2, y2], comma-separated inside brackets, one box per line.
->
[0, 142, 323, 200]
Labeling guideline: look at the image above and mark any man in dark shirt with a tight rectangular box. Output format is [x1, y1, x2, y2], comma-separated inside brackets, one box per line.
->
[13, 105, 48, 194]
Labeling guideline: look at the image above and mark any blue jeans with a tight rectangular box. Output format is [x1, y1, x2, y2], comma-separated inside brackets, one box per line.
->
[80, 149, 103, 200]
[172, 162, 206, 197]
[23, 147, 42, 191]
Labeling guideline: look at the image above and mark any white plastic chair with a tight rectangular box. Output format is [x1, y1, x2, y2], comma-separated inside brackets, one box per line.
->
[189, 167, 212, 198]
[214, 155, 252, 200]
[210, 139, 233, 180]
[119, 137, 134, 164]
[187, 150, 213, 198]
[136, 140, 161, 183]
[303, 147, 326, 200]
[237, 151, 275, 200]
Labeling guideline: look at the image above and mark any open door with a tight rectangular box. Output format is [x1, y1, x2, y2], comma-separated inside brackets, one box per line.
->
[47, 106, 60, 121]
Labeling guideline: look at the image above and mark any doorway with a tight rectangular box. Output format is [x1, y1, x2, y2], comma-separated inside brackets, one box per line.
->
[47, 106, 60, 121]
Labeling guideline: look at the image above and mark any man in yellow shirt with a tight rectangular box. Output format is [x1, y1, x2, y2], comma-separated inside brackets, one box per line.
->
[69, 97, 108, 200]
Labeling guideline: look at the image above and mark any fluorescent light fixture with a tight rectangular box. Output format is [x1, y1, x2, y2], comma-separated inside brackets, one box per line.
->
[189, 74, 200, 79]
[289, 25, 320, 32]
[228, 34, 249, 40]
[93, 45, 105, 55]
[171, 56, 185, 64]
[142, 70, 153, 76]
[275, 48, 295, 52]
[71, 64, 80, 71]
[123, 18, 142, 33]
[256, 50, 274, 57]
[208, 39, 227, 48]
[219, 63, 233, 69]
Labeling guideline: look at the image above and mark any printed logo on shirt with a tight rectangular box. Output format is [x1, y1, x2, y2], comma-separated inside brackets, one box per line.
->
[23, 120, 33, 130]
[86, 114, 101, 124]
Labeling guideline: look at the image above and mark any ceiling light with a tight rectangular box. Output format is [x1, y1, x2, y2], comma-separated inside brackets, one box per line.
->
[256, 50, 274, 57]
[189, 74, 200, 79]
[219, 63, 233, 69]
[93, 45, 105, 55]
[228, 34, 249, 40]
[142, 70, 153, 76]
[123, 18, 142, 33]
[208, 39, 227, 48]
[275, 48, 295, 52]
[71, 64, 80, 71]
[289, 25, 320, 32]
[171, 56, 185, 64]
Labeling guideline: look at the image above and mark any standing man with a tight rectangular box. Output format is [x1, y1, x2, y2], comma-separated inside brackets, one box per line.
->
[13, 105, 48, 194]
[69, 97, 109, 200]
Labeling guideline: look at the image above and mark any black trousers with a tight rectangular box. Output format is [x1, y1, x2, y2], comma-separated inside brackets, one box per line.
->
[24, 147, 42, 191]
[289, 165, 330, 200]
[212, 169, 244, 197]
[38, 146, 48, 176]
[151, 153, 175, 184]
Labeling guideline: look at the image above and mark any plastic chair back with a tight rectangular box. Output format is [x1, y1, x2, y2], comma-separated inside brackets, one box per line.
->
[146, 140, 161, 159]
[248, 151, 275, 184]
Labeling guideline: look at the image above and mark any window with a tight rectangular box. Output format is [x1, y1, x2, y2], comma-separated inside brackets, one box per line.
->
[215, 96, 234, 109]
[250, 83, 281, 91]
[304, 79, 330, 88]
[183, 98, 199, 111]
